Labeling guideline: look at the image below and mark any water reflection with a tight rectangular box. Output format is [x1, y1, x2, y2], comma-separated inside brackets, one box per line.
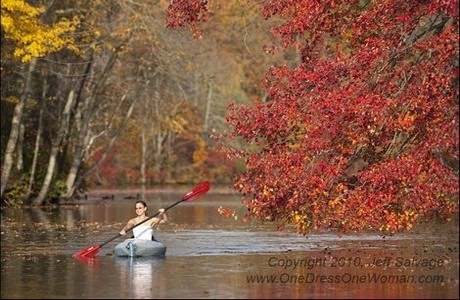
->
[1, 193, 459, 299]
[74, 255, 100, 267]
[114, 257, 166, 299]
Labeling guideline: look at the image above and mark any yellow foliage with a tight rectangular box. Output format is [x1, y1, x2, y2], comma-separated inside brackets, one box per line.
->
[192, 138, 208, 167]
[328, 197, 340, 209]
[291, 211, 311, 235]
[1, 0, 80, 62]
[262, 185, 274, 196]
[169, 115, 187, 134]
[2, 96, 20, 104]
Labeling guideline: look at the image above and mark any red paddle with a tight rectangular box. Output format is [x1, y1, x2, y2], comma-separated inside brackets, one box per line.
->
[73, 181, 211, 258]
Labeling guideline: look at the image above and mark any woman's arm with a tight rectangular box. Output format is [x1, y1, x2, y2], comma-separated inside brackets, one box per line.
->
[159, 210, 168, 223]
[119, 219, 135, 235]
[151, 208, 168, 226]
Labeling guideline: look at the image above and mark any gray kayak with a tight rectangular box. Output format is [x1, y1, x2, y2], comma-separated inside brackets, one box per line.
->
[113, 238, 166, 257]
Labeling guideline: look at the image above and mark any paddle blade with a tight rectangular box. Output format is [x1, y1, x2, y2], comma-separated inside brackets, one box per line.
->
[183, 181, 211, 201]
[73, 245, 101, 258]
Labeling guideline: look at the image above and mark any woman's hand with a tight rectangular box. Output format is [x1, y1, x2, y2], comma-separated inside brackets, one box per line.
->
[119, 230, 126, 235]
[157, 208, 167, 223]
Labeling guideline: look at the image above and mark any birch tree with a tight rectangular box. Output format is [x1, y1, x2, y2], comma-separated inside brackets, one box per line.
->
[32, 90, 75, 205]
[0, 0, 78, 199]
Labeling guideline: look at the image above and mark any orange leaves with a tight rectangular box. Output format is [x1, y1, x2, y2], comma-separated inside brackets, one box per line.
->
[380, 210, 419, 233]
[395, 112, 417, 132]
[192, 138, 208, 167]
[217, 206, 236, 218]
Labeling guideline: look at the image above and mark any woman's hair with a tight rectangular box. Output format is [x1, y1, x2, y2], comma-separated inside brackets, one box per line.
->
[135, 200, 148, 215]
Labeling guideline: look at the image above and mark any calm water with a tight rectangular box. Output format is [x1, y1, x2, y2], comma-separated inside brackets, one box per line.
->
[1, 190, 458, 299]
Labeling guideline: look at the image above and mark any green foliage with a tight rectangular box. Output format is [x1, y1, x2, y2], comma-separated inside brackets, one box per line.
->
[46, 179, 68, 204]
[2, 174, 68, 206]
[2, 174, 29, 206]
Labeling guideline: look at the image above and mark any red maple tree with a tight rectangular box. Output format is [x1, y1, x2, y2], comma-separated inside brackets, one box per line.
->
[166, 0, 208, 39]
[167, 0, 459, 234]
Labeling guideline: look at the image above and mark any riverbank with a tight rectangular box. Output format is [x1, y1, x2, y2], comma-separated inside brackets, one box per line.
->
[57, 183, 238, 204]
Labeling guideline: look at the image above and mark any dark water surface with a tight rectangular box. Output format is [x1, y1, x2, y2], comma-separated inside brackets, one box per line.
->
[1, 190, 458, 299]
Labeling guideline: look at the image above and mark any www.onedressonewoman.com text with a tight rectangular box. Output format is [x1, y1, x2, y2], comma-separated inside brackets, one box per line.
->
[245, 255, 448, 284]
[246, 272, 444, 284]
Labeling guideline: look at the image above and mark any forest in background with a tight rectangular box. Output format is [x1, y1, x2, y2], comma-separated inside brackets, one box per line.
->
[1, 0, 297, 206]
[1, 0, 458, 235]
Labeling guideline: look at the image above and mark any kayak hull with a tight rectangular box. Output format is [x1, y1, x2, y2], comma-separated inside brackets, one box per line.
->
[113, 239, 166, 257]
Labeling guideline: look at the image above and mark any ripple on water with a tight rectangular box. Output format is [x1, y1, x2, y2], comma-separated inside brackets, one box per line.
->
[2, 227, 458, 258]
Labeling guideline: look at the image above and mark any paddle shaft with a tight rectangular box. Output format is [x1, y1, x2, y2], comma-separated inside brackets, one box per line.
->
[74, 182, 210, 258]
[98, 197, 185, 248]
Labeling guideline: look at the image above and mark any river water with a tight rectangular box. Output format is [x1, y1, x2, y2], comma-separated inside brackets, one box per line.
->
[1, 189, 458, 299]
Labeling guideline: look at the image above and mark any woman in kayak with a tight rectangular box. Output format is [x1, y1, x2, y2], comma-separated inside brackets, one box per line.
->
[119, 200, 168, 241]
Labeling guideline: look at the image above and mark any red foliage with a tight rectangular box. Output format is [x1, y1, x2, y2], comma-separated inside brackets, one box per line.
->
[225, 0, 459, 234]
[91, 147, 120, 186]
[198, 146, 236, 183]
[165, 0, 208, 39]
[167, 0, 459, 234]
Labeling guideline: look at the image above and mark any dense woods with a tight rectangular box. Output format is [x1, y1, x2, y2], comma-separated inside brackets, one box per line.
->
[1, 0, 458, 236]
[1, 0, 294, 206]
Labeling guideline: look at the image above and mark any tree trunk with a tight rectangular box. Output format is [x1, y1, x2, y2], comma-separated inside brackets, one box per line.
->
[140, 126, 147, 186]
[140, 125, 147, 200]
[63, 50, 120, 199]
[1, 57, 37, 198]
[140, 90, 150, 187]
[68, 97, 137, 198]
[25, 92, 46, 200]
[204, 81, 213, 132]
[32, 90, 76, 206]
[16, 124, 25, 172]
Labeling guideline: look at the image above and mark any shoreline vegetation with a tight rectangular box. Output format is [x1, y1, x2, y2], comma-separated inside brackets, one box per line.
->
[86, 184, 234, 196]
[54, 184, 238, 203]
[0, 184, 236, 208]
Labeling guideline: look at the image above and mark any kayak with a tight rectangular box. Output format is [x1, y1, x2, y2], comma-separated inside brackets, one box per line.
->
[113, 238, 166, 257]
